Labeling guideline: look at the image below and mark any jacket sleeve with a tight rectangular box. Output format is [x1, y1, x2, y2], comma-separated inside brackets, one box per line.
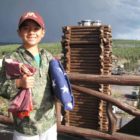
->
[0, 58, 19, 99]
[45, 50, 54, 62]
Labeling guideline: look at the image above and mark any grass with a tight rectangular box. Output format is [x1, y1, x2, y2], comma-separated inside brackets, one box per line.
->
[0, 42, 62, 58]
[0, 39, 140, 71]
[112, 40, 140, 60]
[1, 39, 140, 59]
[113, 39, 140, 48]
[113, 47, 140, 64]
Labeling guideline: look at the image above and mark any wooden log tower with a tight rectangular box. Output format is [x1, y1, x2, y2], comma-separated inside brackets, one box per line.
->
[61, 23, 112, 132]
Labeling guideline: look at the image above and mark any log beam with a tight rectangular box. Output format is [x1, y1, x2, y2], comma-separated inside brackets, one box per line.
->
[71, 84, 140, 117]
[68, 73, 140, 86]
[58, 125, 140, 140]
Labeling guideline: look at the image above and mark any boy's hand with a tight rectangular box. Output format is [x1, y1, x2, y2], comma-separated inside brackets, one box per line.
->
[16, 75, 35, 89]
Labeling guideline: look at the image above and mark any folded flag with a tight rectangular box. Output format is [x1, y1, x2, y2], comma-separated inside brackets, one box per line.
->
[49, 59, 74, 111]
[5, 59, 35, 119]
[5, 59, 35, 79]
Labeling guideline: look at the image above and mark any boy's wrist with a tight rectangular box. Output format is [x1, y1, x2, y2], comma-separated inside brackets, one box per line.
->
[15, 79, 21, 88]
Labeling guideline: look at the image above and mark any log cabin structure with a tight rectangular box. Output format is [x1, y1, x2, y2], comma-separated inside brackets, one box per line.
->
[61, 23, 112, 132]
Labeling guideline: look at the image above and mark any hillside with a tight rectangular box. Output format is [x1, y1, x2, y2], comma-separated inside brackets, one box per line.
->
[113, 39, 140, 48]
[112, 39, 140, 73]
[0, 43, 61, 58]
[0, 40, 140, 72]
[0, 39, 140, 57]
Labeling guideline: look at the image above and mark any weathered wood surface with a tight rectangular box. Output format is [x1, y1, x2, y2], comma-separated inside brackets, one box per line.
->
[71, 84, 140, 117]
[68, 73, 140, 86]
[58, 125, 140, 140]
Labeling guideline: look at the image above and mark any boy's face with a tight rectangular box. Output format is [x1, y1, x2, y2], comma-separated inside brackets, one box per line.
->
[18, 19, 45, 48]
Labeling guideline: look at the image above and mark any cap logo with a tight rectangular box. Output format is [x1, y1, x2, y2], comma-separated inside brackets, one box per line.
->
[24, 12, 37, 18]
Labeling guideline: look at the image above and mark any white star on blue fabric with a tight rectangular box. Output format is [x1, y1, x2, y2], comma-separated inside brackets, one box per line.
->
[57, 67, 63, 73]
[66, 102, 72, 109]
[52, 80, 56, 87]
[64, 72, 67, 76]
[61, 85, 69, 94]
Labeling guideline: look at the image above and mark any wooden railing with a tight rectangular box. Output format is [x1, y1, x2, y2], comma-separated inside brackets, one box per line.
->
[1, 73, 140, 139]
[57, 73, 140, 140]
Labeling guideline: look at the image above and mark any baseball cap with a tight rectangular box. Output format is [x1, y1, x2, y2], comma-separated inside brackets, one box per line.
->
[18, 11, 45, 29]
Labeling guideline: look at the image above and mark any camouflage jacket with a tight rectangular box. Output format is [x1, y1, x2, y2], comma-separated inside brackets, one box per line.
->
[0, 46, 56, 135]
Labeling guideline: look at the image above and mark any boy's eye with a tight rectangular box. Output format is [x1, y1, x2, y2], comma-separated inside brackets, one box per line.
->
[22, 26, 29, 30]
[34, 26, 41, 31]
[21, 26, 41, 31]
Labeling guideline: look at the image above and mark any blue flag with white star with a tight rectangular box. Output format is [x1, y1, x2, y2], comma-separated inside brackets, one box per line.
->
[49, 59, 74, 111]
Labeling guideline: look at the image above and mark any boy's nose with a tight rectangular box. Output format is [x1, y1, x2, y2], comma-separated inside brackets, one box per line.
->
[28, 29, 35, 33]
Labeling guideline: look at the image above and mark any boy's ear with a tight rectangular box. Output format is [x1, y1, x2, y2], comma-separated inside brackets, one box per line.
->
[41, 29, 45, 39]
[42, 29, 45, 37]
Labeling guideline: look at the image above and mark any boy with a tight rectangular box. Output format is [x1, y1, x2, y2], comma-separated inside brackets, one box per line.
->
[0, 11, 57, 140]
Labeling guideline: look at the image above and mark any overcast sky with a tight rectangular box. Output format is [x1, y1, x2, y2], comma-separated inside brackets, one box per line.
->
[0, 0, 140, 43]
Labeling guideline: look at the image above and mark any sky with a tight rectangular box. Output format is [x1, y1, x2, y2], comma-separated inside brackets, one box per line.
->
[0, 0, 140, 43]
